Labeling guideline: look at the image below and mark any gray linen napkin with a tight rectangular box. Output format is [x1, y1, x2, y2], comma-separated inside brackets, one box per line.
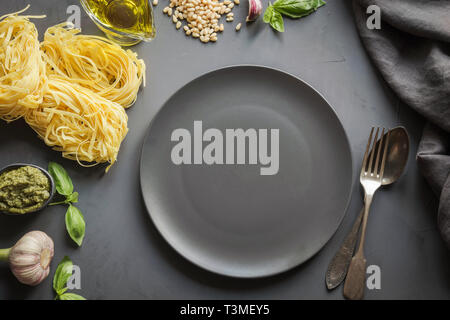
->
[352, 0, 450, 248]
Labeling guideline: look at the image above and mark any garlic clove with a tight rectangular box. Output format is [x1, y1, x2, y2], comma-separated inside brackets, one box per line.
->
[8, 231, 54, 286]
[246, 0, 262, 22]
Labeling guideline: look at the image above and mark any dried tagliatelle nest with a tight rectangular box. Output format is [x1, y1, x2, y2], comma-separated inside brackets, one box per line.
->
[0, 6, 146, 171]
[25, 78, 128, 171]
[41, 23, 145, 108]
[0, 7, 47, 121]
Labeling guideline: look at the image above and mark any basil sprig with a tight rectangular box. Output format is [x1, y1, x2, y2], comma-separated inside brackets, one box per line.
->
[53, 256, 86, 300]
[59, 293, 86, 300]
[65, 205, 85, 246]
[263, 5, 284, 32]
[53, 256, 73, 296]
[48, 162, 86, 246]
[49, 162, 78, 205]
[49, 162, 74, 196]
[264, 0, 325, 32]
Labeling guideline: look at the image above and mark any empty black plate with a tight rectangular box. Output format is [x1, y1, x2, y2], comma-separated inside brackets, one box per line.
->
[140, 66, 353, 277]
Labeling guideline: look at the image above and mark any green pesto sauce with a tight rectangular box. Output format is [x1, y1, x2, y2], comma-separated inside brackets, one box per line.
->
[0, 166, 50, 214]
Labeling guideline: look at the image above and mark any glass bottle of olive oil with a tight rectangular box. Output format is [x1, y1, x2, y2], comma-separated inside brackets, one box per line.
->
[80, 0, 155, 46]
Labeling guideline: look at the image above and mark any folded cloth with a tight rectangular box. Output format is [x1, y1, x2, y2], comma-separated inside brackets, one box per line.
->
[352, 0, 450, 248]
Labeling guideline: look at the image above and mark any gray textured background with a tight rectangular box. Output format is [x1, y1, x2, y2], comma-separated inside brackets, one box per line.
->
[0, 0, 448, 299]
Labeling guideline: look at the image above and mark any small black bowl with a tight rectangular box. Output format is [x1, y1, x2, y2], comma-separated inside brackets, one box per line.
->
[0, 163, 55, 215]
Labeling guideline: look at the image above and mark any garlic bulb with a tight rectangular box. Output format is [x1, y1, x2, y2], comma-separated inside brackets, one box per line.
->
[246, 0, 262, 22]
[0, 231, 54, 286]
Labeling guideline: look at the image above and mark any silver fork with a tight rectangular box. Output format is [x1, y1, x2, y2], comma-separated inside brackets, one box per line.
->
[343, 127, 391, 300]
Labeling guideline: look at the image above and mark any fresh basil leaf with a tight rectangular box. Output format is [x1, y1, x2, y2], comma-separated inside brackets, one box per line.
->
[263, 4, 285, 32]
[48, 162, 74, 196]
[273, 0, 314, 11]
[65, 205, 86, 246]
[58, 293, 86, 300]
[276, 0, 325, 10]
[263, 4, 274, 23]
[66, 192, 79, 204]
[57, 287, 68, 296]
[270, 9, 285, 32]
[53, 256, 73, 293]
[273, 0, 325, 19]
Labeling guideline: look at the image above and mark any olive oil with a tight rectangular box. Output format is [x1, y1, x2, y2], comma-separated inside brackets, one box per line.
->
[81, 0, 155, 45]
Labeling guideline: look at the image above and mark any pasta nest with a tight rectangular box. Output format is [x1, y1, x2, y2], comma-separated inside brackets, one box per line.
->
[41, 23, 145, 108]
[0, 13, 47, 121]
[25, 78, 128, 171]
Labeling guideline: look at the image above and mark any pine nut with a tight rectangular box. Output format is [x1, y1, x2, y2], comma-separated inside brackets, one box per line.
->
[163, 0, 241, 43]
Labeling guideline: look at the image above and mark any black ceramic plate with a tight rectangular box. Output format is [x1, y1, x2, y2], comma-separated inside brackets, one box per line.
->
[140, 66, 353, 277]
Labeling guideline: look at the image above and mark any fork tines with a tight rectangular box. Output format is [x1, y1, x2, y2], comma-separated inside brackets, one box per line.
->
[361, 127, 391, 178]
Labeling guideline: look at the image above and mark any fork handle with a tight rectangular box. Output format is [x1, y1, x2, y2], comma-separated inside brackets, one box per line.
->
[356, 193, 373, 255]
[343, 194, 374, 300]
[343, 252, 367, 300]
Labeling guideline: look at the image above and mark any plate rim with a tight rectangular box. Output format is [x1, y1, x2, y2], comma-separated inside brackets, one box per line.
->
[139, 64, 354, 278]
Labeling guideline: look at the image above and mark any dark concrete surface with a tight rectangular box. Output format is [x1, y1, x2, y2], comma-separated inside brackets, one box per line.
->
[0, 0, 449, 299]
